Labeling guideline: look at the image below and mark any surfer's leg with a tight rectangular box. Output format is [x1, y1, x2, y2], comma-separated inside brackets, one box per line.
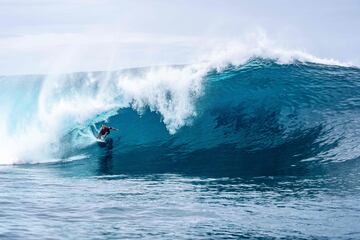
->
[103, 132, 109, 139]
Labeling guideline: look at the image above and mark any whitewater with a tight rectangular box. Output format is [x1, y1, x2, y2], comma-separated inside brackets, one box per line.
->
[1, 46, 360, 239]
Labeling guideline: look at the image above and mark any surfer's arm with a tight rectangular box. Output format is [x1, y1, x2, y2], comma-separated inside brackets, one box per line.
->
[110, 127, 118, 131]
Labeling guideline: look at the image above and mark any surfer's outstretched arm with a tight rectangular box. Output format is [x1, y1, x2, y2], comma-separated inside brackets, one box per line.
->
[110, 127, 119, 131]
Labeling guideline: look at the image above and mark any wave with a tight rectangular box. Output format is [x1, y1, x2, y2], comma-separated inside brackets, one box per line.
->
[0, 55, 359, 174]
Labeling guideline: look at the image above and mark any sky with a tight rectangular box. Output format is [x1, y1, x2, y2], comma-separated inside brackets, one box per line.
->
[0, 0, 359, 75]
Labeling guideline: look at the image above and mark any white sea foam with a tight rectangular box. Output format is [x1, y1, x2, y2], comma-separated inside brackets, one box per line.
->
[0, 63, 209, 164]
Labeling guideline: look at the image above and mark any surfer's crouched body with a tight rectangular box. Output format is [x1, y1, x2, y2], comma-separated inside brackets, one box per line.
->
[97, 125, 118, 139]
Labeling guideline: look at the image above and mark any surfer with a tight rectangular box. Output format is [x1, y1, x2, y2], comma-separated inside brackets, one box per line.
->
[97, 124, 118, 140]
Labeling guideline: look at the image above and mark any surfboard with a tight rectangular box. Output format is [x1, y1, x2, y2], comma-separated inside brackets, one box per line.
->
[96, 138, 107, 148]
[96, 138, 106, 143]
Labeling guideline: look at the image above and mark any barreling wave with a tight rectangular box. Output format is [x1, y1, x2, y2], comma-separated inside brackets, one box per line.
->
[1, 55, 360, 176]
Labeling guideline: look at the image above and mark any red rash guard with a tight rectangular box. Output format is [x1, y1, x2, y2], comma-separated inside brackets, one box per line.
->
[100, 126, 110, 135]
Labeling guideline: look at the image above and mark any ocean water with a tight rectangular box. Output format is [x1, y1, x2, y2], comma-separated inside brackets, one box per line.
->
[1, 59, 360, 239]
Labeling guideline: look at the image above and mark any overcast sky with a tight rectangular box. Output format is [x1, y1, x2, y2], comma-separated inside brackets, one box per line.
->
[0, 0, 359, 75]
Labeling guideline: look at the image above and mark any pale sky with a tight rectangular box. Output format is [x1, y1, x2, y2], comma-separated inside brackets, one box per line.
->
[0, 0, 359, 75]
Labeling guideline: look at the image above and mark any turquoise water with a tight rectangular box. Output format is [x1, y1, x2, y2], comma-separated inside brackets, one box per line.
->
[1, 59, 360, 238]
[1, 163, 359, 239]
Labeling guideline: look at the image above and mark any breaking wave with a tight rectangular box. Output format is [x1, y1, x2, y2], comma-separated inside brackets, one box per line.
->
[1, 50, 359, 176]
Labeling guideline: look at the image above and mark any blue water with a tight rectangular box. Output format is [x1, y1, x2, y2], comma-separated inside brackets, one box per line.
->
[1, 59, 360, 239]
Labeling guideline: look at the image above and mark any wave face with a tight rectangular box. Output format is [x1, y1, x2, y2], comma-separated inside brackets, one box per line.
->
[1, 59, 360, 175]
